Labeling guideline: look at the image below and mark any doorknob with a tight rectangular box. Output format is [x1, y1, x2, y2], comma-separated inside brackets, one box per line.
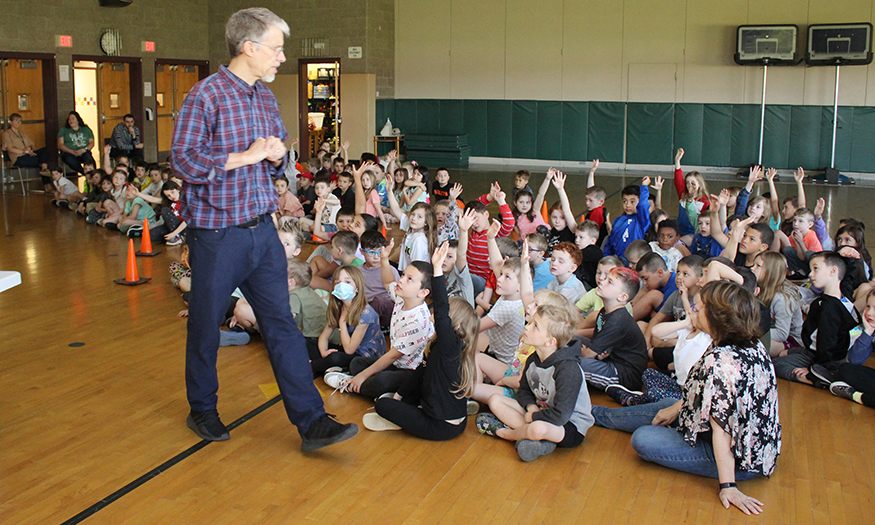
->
[101, 113, 106, 124]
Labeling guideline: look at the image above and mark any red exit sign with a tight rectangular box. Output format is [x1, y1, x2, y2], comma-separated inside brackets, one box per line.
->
[143, 41, 155, 52]
[56, 35, 73, 47]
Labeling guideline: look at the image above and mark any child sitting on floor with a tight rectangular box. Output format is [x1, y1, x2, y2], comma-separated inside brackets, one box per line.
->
[604, 178, 651, 263]
[476, 300, 593, 462]
[773, 252, 860, 388]
[325, 259, 435, 399]
[631, 252, 677, 321]
[435, 183, 463, 244]
[477, 256, 526, 365]
[649, 219, 684, 272]
[579, 267, 649, 403]
[358, 231, 399, 327]
[548, 241, 586, 304]
[288, 259, 330, 370]
[574, 220, 603, 290]
[274, 177, 304, 224]
[365, 242, 480, 440]
[527, 233, 553, 292]
[310, 265, 385, 376]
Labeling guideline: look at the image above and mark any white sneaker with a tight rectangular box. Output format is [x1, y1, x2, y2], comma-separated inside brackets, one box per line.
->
[323, 371, 353, 391]
[377, 392, 395, 401]
[167, 235, 184, 246]
[363, 413, 401, 432]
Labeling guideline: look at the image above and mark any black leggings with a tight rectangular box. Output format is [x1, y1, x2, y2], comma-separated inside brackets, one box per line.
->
[305, 337, 356, 376]
[375, 398, 466, 441]
[350, 355, 414, 399]
[838, 363, 875, 408]
[151, 207, 183, 242]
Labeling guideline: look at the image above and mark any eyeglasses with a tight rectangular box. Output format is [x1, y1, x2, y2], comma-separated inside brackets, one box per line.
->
[251, 41, 284, 57]
[362, 249, 381, 256]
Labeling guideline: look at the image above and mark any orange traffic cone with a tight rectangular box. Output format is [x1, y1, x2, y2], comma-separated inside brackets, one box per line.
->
[136, 217, 161, 257]
[541, 201, 549, 223]
[115, 238, 151, 285]
[381, 222, 387, 239]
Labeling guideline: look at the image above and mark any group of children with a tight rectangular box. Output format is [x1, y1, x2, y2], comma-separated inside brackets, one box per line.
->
[48, 145, 186, 245]
[254, 143, 874, 467]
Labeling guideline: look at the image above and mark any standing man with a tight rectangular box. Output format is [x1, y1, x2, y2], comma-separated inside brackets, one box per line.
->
[109, 113, 144, 160]
[172, 7, 358, 452]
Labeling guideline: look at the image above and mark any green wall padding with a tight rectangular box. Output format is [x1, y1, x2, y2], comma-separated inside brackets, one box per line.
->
[561, 102, 588, 161]
[512, 101, 538, 159]
[762, 105, 791, 169]
[788, 106, 822, 169]
[626, 103, 674, 165]
[486, 100, 513, 158]
[440, 100, 466, 135]
[464, 100, 488, 156]
[537, 101, 563, 161]
[701, 104, 732, 167]
[376, 98, 875, 172]
[588, 102, 625, 163]
[673, 104, 704, 166]
[851, 107, 875, 172]
[730, 105, 760, 167]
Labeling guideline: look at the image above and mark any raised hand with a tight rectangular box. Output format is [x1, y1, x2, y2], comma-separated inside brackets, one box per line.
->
[813, 197, 825, 220]
[486, 218, 501, 239]
[341, 139, 350, 151]
[718, 188, 731, 207]
[449, 182, 463, 202]
[765, 167, 778, 182]
[642, 176, 651, 187]
[590, 159, 600, 173]
[459, 207, 477, 231]
[432, 241, 450, 273]
[748, 166, 763, 184]
[651, 176, 664, 191]
[380, 239, 395, 261]
[494, 189, 507, 206]
[386, 149, 397, 162]
[794, 167, 805, 184]
[313, 196, 326, 215]
[675, 148, 685, 164]
[551, 170, 567, 189]
[520, 237, 530, 264]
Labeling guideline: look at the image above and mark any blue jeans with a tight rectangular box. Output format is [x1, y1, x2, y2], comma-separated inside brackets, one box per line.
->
[186, 217, 325, 435]
[592, 400, 760, 480]
[61, 150, 95, 174]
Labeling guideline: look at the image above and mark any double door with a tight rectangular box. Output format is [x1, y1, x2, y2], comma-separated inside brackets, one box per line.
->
[155, 62, 205, 161]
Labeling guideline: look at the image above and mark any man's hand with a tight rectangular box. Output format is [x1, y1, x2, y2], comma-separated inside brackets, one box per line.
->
[265, 136, 287, 163]
[245, 137, 270, 165]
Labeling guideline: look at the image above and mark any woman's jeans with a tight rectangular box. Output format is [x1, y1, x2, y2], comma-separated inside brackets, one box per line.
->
[592, 400, 760, 480]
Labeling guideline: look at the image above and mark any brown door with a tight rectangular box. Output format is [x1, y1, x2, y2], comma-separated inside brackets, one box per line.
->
[1, 58, 46, 149]
[155, 63, 203, 161]
[98, 62, 131, 149]
[298, 58, 341, 162]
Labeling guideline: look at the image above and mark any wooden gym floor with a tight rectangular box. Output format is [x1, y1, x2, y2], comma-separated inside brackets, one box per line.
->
[1, 167, 874, 525]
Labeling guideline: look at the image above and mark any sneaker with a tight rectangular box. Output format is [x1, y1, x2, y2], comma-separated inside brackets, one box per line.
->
[323, 370, 353, 391]
[830, 381, 857, 401]
[606, 384, 645, 406]
[187, 409, 230, 441]
[377, 392, 396, 401]
[324, 366, 343, 375]
[363, 413, 401, 432]
[50, 199, 58, 206]
[67, 201, 78, 211]
[466, 400, 480, 416]
[167, 235, 184, 246]
[300, 413, 359, 452]
[219, 330, 250, 347]
[809, 364, 835, 389]
[475, 413, 509, 437]
[127, 224, 144, 238]
[515, 439, 557, 462]
[56, 199, 68, 208]
[105, 222, 119, 231]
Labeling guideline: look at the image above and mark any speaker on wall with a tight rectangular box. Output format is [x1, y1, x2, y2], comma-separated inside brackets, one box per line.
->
[806, 23, 873, 65]
[735, 25, 801, 65]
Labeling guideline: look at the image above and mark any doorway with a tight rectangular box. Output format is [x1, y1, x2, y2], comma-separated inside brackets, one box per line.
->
[0, 53, 58, 162]
[298, 58, 340, 162]
[155, 60, 208, 162]
[72, 56, 143, 168]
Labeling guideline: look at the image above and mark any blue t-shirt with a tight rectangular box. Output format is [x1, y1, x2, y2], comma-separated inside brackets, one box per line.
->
[691, 234, 723, 258]
[657, 273, 678, 310]
[532, 259, 553, 291]
[351, 305, 387, 358]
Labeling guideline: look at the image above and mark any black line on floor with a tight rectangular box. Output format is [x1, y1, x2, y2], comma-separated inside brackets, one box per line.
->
[59, 395, 282, 525]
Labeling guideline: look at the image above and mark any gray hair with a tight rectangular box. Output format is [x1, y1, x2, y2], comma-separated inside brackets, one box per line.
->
[225, 8, 290, 57]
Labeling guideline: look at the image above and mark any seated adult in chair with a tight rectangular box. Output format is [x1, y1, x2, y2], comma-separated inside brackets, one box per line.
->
[109, 114, 144, 161]
[57, 111, 95, 175]
[2, 113, 51, 191]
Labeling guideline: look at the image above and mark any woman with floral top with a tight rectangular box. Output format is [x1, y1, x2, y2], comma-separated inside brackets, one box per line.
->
[590, 280, 781, 516]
